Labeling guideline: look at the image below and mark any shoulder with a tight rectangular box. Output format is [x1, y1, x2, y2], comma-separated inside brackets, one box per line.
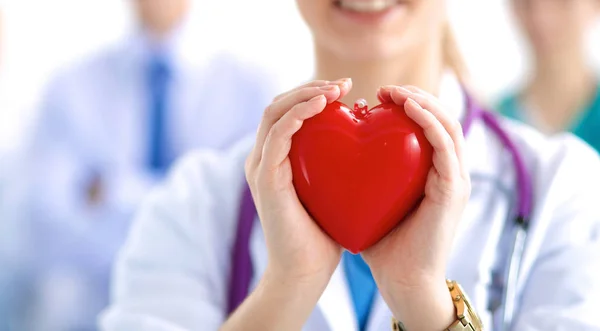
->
[199, 52, 278, 96]
[500, 116, 600, 181]
[42, 45, 123, 99]
[499, 117, 600, 205]
[498, 117, 600, 265]
[496, 119, 600, 318]
[33, 46, 125, 134]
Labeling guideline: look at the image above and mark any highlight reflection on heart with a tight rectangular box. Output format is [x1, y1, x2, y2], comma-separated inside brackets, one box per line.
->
[289, 100, 433, 253]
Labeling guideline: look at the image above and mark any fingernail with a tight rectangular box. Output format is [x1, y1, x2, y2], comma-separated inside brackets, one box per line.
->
[397, 87, 412, 94]
[332, 78, 351, 84]
[309, 95, 325, 102]
[406, 98, 421, 108]
[320, 85, 338, 91]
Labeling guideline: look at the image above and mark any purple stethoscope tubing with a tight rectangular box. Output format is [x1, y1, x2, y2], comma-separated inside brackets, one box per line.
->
[464, 93, 531, 331]
[463, 93, 533, 223]
[463, 92, 531, 331]
[227, 91, 533, 331]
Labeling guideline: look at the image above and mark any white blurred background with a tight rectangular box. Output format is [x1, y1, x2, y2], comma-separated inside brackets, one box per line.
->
[1, 0, 598, 155]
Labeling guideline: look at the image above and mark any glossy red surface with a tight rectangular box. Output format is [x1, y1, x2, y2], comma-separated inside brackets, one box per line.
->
[289, 101, 433, 253]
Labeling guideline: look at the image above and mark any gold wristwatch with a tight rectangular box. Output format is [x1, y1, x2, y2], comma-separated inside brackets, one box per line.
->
[391, 280, 484, 331]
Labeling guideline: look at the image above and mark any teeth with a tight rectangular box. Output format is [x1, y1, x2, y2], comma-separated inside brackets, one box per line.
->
[339, 0, 397, 13]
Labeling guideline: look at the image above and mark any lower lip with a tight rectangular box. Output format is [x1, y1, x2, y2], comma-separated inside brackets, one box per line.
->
[333, 3, 407, 25]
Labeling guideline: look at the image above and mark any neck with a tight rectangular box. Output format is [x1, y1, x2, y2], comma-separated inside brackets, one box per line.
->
[524, 48, 597, 131]
[530, 48, 593, 95]
[144, 24, 176, 44]
[314, 43, 444, 108]
[141, 10, 188, 44]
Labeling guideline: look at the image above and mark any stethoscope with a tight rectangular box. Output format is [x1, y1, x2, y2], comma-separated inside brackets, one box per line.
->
[462, 92, 532, 331]
[227, 90, 533, 331]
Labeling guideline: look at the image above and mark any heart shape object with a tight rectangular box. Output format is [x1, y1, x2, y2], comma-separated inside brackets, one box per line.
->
[289, 100, 433, 253]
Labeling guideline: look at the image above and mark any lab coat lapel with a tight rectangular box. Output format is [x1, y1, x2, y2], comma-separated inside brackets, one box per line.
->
[249, 217, 268, 290]
[317, 264, 358, 331]
[450, 116, 514, 329]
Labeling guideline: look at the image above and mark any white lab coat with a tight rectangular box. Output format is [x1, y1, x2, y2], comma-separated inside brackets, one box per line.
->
[100, 76, 600, 331]
[7, 16, 274, 331]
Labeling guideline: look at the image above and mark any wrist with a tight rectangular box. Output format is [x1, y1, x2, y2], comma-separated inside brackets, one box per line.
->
[261, 266, 331, 300]
[264, 261, 335, 288]
[383, 279, 455, 331]
[224, 269, 329, 331]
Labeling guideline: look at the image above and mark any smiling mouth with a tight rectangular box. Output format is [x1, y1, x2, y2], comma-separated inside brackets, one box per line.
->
[333, 0, 404, 13]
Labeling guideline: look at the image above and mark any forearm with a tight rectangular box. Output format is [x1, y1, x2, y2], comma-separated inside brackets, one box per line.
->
[220, 270, 327, 331]
[382, 279, 455, 331]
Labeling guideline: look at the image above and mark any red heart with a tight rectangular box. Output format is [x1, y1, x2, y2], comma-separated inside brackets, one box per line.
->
[289, 100, 433, 253]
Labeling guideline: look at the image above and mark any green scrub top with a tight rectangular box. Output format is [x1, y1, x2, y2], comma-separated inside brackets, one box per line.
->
[497, 84, 600, 153]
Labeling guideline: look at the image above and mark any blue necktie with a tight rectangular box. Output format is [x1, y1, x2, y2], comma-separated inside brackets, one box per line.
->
[343, 251, 378, 331]
[147, 54, 171, 173]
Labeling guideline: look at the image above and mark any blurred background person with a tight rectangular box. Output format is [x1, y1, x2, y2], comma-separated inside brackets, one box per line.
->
[1, 3, 37, 330]
[0, 5, 13, 331]
[0, 4, 29, 330]
[497, 0, 600, 150]
[7, 0, 274, 330]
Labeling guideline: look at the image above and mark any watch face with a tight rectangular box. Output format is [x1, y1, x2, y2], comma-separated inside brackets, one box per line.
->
[457, 284, 484, 327]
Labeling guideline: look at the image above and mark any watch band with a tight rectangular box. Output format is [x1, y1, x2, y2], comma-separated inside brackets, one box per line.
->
[391, 319, 407, 331]
[390, 280, 484, 331]
[445, 280, 483, 330]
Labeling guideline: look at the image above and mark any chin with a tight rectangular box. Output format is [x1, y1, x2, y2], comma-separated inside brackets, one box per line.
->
[300, 0, 434, 63]
[320, 34, 409, 62]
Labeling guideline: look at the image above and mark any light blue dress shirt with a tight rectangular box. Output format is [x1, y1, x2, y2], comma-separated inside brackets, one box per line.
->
[343, 252, 378, 331]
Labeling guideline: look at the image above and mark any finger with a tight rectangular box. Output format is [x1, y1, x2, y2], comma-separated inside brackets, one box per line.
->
[390, 88, 458, 140]
[377, 85, 405, 104]
[377, 85, 433, 108]
[273, 78, 352, 102]
[251, 84, 340, 165]
[335, 78, 353, 100]
[272, 80, 330, 102]
[380, 86, 457, 143]
[397, 86, 450, 124]
[391, 88, 468, 178]
[251, 79, 352, 167]
[377, 85, 394, 104]
[260, 95, 327, 172]
[380, 86, 468, 178]
[404, 98, 459, 181]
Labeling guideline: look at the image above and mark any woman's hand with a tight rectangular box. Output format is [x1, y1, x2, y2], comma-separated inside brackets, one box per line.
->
[362, 86, 471, 331]
[245, 78, 352, 285]
[223, 79, 352, 331]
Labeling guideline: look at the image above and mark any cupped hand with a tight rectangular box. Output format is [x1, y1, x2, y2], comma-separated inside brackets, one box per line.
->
[245, 78, 352, 285]
[362, 85, 471, 330]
